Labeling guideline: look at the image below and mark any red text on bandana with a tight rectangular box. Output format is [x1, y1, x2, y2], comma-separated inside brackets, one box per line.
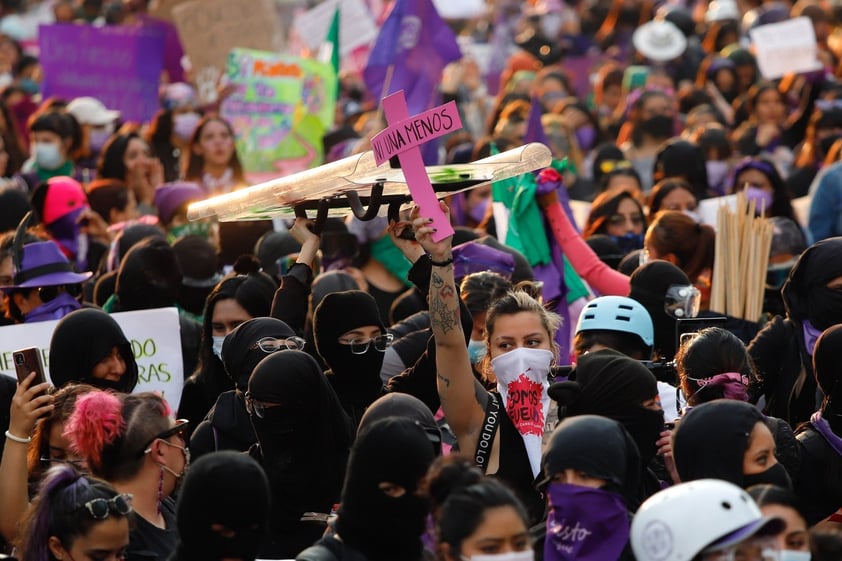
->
[505, 373, 545, 437]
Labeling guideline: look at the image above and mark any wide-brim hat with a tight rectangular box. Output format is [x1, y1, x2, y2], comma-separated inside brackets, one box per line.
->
[0, 241, 92, 292]
[633, 20, 688, 62]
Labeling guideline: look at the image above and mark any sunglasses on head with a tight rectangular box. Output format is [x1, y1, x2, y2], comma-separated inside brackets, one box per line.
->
[80, 494, 133, 520]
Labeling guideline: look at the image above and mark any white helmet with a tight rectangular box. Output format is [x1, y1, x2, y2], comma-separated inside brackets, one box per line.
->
[574, 295, 655, 347]
[631, 479, 784, 561]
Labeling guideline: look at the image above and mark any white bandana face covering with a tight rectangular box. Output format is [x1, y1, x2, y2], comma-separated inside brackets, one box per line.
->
[491, 347, 553, 478]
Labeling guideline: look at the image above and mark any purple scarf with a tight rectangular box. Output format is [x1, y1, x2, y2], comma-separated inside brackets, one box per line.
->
[810, 410, 842, 456]
[25, 292, 82, 323]
[803, 321, 823, 356]
[544, 483, 629, 561]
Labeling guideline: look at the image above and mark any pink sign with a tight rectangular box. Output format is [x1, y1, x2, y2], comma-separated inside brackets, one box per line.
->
[379, 92, 461, 242]
[371, 100, 461, 166]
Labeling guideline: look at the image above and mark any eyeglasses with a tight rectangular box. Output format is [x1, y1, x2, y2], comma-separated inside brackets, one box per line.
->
[607, 213, 644, 228]
[243, 392, 281, 419]
[80, 494, 133, 519]
[40, 456, 85, 471]
[137, 419, 189, 458]
[338, 333, 394, 355]
[250, 336, 306, 353]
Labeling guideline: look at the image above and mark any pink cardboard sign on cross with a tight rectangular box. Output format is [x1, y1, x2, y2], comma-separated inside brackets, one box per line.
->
[370, 90, 462, 242]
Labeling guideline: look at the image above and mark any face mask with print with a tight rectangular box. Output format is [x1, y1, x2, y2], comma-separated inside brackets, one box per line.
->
[34, 142, 64, 170]
[173, 112, 201, 142]
[491, 347, 553, 477]
[212, 335, 225, 360]
[468, 339, 487, 365]
[464, 551, 534, 561]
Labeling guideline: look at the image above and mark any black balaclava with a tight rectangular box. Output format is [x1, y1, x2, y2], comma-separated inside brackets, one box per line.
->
[814, 324, 842, 433]
[222, 317, 297, 390]
[173, 451, 270, 561]
[334, 417, 434, 561]
[783, 237, 842, 330]
[542, 415, 642, 509]
[247, 350, 353, 551]
[313, 290, 386, 404]
[629, 260, 692, 360]
[673, 399, 765, 487]
[49, 308, 138, 392]
[550, 349, 664, 464]
[358, 393, 442, 456]
[115, 237, 182, 311]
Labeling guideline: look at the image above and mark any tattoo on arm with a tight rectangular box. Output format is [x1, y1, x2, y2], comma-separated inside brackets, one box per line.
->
[430, 296, 458, 334]
[437, 372, 451, 388]
[432, 271, 444, 288]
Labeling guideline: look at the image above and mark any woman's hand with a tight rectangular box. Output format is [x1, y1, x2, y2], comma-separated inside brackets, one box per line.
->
[77, 207, 112, 243]
[658, 427, 680, 484]
[388, 218, 425, 263]
[411, 202, 452, 261]
[290, 216, 319, 268]
[8, 372, 53, 441]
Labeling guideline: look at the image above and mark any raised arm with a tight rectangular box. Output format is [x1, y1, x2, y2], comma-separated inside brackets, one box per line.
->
[537, 169, 631, 296]
[270, 217, 319, 333]
[412, 204, 486, 454]
[0, 373, 53, 541]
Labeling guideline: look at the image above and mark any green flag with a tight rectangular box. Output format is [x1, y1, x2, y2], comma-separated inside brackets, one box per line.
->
[326, 8, 340, 96]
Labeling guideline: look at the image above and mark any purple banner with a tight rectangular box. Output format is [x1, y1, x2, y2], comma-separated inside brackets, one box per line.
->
[39, 24, 164, 123]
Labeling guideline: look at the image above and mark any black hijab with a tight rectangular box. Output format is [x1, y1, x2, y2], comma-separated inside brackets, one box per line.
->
[173, 451, 270, 561]
[335, 417, 434, 561]
[550, 349, 664, 464]
[358, 392, 442, 456]
[49, 308, 138, 392]
[629, 260, 692, 360]
[247, 350, 352, 555]
[673, 399, 764, 486]
[783, 237, 842, 330]
[221, 317, 297, 390]
[542, 415, 642, 509]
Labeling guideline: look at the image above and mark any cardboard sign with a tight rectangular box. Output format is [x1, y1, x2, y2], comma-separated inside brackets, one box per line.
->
[221, 48, 337, 181]
[371, 101, 461, 166]
[292, 0, 377, 57]
[750, 17, 823, 79]
[0, 308, 185, 410]
[38, 24, 164, 123]
[171, 0, 279, 104]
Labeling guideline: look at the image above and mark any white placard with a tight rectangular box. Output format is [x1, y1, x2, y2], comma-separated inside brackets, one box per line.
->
[292, 0, 377, 57]
[697, 194, 737, 231]
[0, 308, 184, 409]
[750, 17, 823, 79]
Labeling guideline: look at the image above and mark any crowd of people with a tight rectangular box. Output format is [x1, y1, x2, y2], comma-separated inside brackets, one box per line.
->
[2, 0, 842, 560]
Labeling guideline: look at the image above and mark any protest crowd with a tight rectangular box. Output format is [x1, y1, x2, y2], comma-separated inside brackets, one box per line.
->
[6, 0, 842, 560]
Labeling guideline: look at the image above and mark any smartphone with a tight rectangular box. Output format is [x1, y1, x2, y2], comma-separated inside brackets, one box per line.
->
[13, 347, 47, 387]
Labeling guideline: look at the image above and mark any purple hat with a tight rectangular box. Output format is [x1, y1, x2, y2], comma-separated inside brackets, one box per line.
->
[453, 241, 515, 281]
[154, 182, 206, 226]
[0, 241, 92, 292]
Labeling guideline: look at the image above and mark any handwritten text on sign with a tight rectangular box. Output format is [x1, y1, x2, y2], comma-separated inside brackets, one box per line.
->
[0, 308, 184, 409]
[371, 101, 461, 166]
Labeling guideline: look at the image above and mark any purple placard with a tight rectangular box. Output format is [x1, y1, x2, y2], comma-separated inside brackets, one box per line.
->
[39, 24, 164, 123]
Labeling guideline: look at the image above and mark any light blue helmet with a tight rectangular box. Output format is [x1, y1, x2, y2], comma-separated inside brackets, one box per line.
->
[575, 296, 655, 348]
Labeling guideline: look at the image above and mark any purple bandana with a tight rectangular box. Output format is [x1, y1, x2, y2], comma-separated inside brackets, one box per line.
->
[803, 321, 823, 356]
[811, 410, 842, 456]
[544, 483, 630, 561]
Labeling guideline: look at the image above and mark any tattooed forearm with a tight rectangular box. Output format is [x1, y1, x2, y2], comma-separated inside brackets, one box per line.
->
[432, 271, 444, 288]
[437, 372, 451, 388]
[430, 296, 459, 334]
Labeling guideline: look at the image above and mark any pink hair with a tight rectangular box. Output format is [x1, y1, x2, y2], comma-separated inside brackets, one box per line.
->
[64, 391, 125, 469]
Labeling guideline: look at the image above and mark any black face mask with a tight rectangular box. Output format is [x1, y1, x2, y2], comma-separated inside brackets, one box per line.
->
[640, 115, 674, 140]
[742, 461, 792, 490]
[620, 407, 666, 465]
[807, 286, 842, 331]
[251, 405, 316, 472]
[328, 345, 386, 404]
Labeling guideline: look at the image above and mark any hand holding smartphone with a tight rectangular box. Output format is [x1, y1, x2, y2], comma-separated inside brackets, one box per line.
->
[8, 347, 54, 439]
[13, 347, 47, 387]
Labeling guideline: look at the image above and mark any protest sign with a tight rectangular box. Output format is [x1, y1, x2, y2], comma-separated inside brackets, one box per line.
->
[0, 308, 185, 409]
[292, 0, 377, 58]
[749, 17, 823, 79]
[172, 0, 279, 104]
[39, 24, 164, 123]
[221, 48, 337, 182]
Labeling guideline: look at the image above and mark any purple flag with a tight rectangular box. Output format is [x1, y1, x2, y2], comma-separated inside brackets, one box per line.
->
[524, 94, 548, 146]
[363, 0, 462, 116]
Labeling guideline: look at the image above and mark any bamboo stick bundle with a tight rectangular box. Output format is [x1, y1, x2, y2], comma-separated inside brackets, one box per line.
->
[711, 203, 727, 313]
